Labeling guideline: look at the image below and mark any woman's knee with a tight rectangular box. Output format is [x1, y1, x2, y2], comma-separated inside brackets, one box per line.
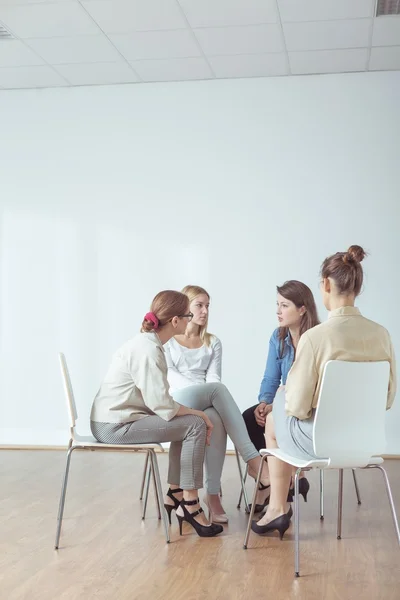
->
[187, 415, 207, 436]
[265, 412, 275, 439]
[242, 405, 257, 424]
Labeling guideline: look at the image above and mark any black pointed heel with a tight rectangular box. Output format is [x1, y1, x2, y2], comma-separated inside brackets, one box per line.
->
[287, 478, 310, 503]
[177, 499, 223, 538]
[248, 482, 271, 514]
[163, 487, 182, 525]
[251, 506, 293, 540]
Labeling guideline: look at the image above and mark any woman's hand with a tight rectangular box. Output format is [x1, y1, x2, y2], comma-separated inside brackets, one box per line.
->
[197, 410, 214, 445]
[254, 402, 272, 427]
[176, 405, 213, 444]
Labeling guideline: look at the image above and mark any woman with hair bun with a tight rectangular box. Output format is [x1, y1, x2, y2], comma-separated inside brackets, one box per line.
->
[252, 246, 397, 539]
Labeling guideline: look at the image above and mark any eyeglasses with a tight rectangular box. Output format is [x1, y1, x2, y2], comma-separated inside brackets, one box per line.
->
[179, 312, 193, 321]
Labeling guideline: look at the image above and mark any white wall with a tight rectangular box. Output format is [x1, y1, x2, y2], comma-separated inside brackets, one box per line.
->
[0, 71, 399, 452]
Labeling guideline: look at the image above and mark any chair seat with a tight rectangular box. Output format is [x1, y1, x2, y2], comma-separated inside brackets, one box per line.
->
[260, 447, 383, 469]
[72, 432, 164, 451]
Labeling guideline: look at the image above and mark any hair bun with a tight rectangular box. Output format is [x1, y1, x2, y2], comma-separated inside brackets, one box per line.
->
[344, 245, 366, 264]
[141, 318, 156, 333]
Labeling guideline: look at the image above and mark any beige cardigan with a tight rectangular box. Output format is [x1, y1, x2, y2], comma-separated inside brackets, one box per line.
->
[285, 306, 396, 420]
[90, 332, 180, 424]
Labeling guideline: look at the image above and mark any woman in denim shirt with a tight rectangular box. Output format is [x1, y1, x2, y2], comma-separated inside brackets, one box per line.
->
[242, 280, 319, 509]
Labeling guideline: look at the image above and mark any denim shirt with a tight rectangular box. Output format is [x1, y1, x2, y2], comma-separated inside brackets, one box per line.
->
[258, 328, 295, 404]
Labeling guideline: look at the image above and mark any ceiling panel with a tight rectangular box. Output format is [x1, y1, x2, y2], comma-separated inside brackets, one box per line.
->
[0, 39, 45, 67]
[278, 0, 375, 23]
[55, 61, 139, 84]
[0, 0, 71, 4]
[208, 52, 288, 78]
[194, 24, 284, 56]
[179, 0, 278, 28]
[109, 30, 201, 61]
[131, 56, 213, 82]
[372, 16, 400, 46]
[369, 45, 400, 70]
[0, 3, 100, 38]
[0, 0, 399, 90]
[27, 35, 123, 64]
[81, 0, 187, 34]
[0, 64, 67, 88]
[289, 48, 368, 75]
[283, 19, 371, 52]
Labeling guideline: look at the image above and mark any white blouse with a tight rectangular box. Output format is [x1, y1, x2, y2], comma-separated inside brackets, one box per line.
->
[164, 336, 222, 394]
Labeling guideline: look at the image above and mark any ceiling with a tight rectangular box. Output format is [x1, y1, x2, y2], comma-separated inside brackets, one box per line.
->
[0, 0, 399, 90]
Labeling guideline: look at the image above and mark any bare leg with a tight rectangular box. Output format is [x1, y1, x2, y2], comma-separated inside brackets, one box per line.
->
[256, 413, 291, 525]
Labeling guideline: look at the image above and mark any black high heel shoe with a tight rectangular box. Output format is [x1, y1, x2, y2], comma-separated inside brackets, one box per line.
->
[287, 477, 310, 503]
[176, 499, 223, 538]
[248, 482, 271, 514]
[251, 505, 293, 540]
[163, 487, 183, 524]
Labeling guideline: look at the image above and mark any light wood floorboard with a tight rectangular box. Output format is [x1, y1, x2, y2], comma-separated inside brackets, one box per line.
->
[0, 450, 399, 600]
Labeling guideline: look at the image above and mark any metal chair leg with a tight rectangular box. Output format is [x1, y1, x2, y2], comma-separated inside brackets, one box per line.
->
[151, 453, 162, 520]
[235, 448, 250, 513]
[294, 468, 301, 577]
[320, 470, 324, 520]
[243, 454, 268, 548]
[142, 456, 152, 520]
[149, 450, 170, 543]
[352, 468, 362, 505]
[237, 463, 249, 510]
[139, 452, 149, 500]
[375, 465, 400, 546]
[337, 469, 344, 540]
[54, 444, 75, 549]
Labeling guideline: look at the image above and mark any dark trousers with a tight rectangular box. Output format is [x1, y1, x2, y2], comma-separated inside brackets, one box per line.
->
[242, 404, 266, 452]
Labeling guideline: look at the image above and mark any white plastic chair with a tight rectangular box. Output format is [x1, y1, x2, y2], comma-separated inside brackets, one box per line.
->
[243, 360, 400, 576]
[55, 353, 170, 549]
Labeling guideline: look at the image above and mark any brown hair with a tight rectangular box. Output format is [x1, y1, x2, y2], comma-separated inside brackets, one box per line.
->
[181, 285, 214, 347]
[276, 280, 320, 356]
[320, 245, 367, 296]
[141, 290, 189, 333]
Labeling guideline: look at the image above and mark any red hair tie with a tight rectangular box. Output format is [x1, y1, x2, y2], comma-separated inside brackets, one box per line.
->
[144, 312, 159, 329]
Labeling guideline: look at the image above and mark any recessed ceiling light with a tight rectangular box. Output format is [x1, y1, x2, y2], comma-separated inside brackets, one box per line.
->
[0, 23, 14, 39]
[376, 0, 400, 16]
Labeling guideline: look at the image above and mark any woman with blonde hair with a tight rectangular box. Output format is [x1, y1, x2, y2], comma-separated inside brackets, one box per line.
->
[165, 285, 268, 523]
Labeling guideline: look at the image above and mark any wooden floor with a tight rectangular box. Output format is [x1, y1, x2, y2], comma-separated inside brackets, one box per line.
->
[1, 451, 399, 600]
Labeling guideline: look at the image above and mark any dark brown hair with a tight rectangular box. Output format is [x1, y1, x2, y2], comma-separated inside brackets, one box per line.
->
[276, 280, 320, 356]
[141, 290, 189, 332]
[320, 245, 367, 296]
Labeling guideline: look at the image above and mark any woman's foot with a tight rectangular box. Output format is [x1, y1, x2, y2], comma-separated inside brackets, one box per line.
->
[176, 499, 212, 527]
[204, 494, 229, 524]
[251, 505, 292, 539]
[177, 499, 223, 537]
[254, 482, 271, 509]
[164, 487, 183, 508]
[255, 504, 291, 528]
[287, 476, 310, 502]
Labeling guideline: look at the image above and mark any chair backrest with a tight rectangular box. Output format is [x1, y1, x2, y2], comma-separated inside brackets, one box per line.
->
[59, 352, 78, 431]
[313, 360, 390, 468]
